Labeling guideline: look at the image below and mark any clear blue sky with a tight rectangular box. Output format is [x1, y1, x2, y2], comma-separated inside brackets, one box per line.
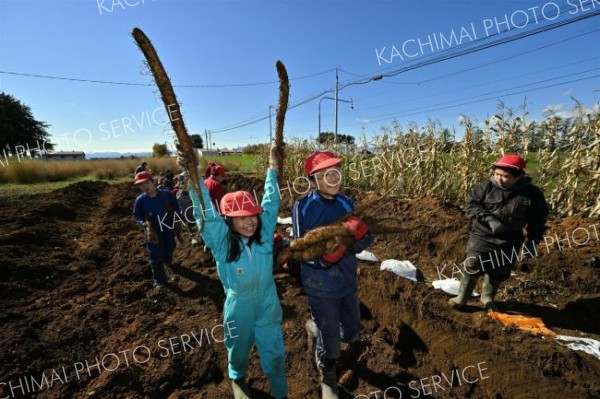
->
[1, 0, 599, 153]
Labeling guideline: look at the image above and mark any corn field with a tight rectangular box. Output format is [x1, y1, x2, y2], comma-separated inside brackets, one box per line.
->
[255, 102, 600, 218]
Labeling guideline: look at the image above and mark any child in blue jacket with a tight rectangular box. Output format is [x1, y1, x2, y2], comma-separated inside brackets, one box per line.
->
[133, 171, 181, 288]
[292, 150, 374, 399]
[180, 147, 288, 399]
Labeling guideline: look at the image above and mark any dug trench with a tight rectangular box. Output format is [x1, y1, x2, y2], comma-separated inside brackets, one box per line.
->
[0, 176, 598, 399]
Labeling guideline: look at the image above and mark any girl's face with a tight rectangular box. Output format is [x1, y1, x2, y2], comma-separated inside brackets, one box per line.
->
[231, 215, 259, 238]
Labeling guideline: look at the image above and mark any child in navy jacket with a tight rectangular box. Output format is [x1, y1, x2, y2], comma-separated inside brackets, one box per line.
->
[292, 151, 374, 399]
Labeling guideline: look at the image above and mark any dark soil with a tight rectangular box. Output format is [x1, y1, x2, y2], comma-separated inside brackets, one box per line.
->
[0, 176, 598, 398]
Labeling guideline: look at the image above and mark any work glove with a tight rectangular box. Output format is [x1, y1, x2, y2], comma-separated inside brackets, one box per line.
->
[269, 144, 278, 167]
[485, 215, 508, 236]
[321, 240, 347, 266]
[345, 216, 368, 240]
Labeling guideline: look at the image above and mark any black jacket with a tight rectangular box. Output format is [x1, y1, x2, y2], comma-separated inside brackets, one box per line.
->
[466, 176, 548, 245]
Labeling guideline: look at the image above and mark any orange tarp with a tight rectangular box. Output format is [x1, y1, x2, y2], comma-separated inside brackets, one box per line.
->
[488, 312, 557, 337]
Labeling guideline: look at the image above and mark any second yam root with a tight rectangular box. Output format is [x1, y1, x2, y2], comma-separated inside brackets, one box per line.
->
[276, 217, 412, 267]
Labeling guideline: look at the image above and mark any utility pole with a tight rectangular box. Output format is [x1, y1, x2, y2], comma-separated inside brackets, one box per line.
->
[204, 129, 208, 150]
[334, 67, 339, 146]
[319, 96, 353, 149]
[208, 130, 212, 150]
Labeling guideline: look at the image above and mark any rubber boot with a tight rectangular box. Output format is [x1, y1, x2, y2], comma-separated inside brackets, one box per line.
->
[480, 274, 501, 312]
[232, 378, 252, 399]
[319, 364, 339, 399]
[448, 274, 478, 308]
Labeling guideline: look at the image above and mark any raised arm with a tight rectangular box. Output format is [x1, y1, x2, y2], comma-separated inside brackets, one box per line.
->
[260, 167, 280, 238]
[189, 179, 228, 257]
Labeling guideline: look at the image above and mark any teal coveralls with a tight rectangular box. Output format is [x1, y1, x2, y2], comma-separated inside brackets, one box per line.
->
[189, 168, 288, 398]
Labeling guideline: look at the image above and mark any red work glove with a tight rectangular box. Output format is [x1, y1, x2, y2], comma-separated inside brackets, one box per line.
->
[345, 216, 368, 240]
[321, 242, 347, 266]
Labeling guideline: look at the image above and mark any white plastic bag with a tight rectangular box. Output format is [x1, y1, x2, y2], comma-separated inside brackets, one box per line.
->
[356, 251, 380, 262]
[277, 216, 292, 225]
[432, 278, 479, 297]
[556, 335, 600, 360]
[380, 260, 418, 282]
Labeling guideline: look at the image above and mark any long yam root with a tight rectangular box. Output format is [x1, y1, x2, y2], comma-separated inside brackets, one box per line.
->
[289, 225, 349, 251]
[274, 61, 289, 187]
[131, 27, 205, 227]
[276, 218, 413, 268]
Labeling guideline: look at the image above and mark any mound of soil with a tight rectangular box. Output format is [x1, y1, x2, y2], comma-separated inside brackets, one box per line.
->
[0, 177, 598, 398]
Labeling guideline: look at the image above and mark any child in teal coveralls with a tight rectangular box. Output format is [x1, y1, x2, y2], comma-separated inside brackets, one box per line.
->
[181, 146, 288, 399]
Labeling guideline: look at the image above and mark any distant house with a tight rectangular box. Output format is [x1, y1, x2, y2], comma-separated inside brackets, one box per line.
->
[43, 151, 86, 160]
[197, 149, 220, 158]
[219, 148, 243, 156]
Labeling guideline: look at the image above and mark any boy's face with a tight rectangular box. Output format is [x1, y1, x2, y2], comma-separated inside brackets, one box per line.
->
[493, 168, 521, 189]
[231, 215, 258, 238]
[138, 180, 156, 194]
[313, 166, 343, 199]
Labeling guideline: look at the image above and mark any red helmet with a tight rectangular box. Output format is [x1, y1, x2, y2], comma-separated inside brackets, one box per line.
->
[304, 150, 342, 176]
[220, 191, 262, 217]
[211, 165, 226, 176]
[205, 161, 217, 179]
[134, 171, 153, 185]
[493, 154, 526, 172]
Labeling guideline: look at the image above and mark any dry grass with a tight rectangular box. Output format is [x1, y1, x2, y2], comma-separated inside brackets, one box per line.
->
[0, 155, 255, 185]
[0, 158, 179, 184]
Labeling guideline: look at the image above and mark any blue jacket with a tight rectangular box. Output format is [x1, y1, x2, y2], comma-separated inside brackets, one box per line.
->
[132, 189, 181, 263]
[292, 190, 374, 299]
[133, 189, 181, 230]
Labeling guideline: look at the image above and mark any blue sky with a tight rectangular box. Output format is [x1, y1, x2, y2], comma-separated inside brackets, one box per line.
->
[1, 0, 599, 153]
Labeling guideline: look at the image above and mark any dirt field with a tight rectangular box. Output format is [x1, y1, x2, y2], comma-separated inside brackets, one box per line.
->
[1, 176, 599, 399]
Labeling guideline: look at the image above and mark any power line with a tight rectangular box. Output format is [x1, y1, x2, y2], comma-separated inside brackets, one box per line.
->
[349, 56, 600, 114]
[208, 9, 600, 133]
[341, 74, 600, 128]
[287, 62, 600, 130]
[0, 67, 335, 88]
[370, 9, 600, 83]
[367, 1, 597, 77]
